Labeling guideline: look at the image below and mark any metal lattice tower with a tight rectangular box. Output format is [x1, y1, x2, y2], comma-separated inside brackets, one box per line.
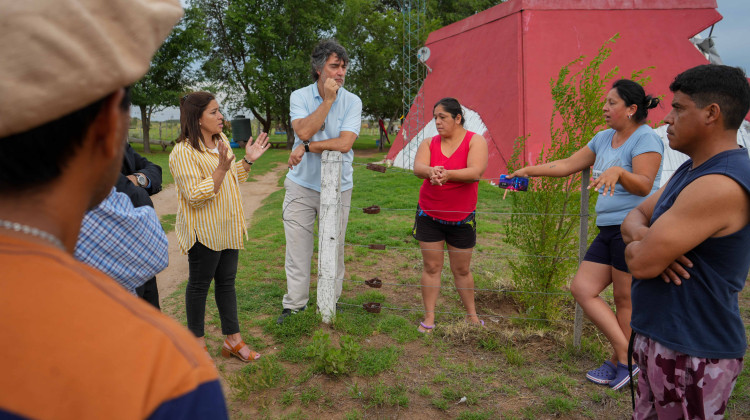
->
[400, 0, 427, 169]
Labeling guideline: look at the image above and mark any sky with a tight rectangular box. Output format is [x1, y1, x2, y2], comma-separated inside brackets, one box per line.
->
[138, 0, 750, 121]
[699, 0, 750, 71]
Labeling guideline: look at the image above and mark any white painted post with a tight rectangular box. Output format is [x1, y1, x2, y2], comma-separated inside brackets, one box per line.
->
[318, 150, 343, 323]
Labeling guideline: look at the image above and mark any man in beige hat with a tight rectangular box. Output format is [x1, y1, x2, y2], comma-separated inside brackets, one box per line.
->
[0, 1, 229, 418]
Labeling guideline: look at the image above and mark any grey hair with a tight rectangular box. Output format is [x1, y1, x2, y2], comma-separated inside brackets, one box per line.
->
[310, 39, 349, 81]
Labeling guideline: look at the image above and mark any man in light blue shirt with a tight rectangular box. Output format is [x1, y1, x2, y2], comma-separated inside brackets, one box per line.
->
[278, 39, 362, 324]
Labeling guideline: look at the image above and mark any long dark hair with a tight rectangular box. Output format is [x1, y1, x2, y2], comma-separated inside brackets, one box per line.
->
[612, 79, 660, 123]
[178, 91, 220, 151]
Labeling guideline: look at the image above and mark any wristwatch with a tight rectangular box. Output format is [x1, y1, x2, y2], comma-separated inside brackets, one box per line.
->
[303, 140, 310, 153]
[135, 173, 148, 188]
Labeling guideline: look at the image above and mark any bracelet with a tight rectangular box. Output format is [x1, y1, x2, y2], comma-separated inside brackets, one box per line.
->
[243, 157, 254, 166]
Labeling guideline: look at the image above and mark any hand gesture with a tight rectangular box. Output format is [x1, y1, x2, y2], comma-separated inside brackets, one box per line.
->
[429, 166, 448, 185]
[507, 168, 529, 179]
[216, 140, 233, 172]
[660, 254, 693, 286]
[245, 132, 270, 163]
[589, 166, 622, 196]
[288, 144, 305, 169]
[323, 78, 340, 102]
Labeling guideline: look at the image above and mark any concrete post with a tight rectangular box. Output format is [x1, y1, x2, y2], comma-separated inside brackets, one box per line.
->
[574, 168, 590, 347]
[318, 150, 343, 323]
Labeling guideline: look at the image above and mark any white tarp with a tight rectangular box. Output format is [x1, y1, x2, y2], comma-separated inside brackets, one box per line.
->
[654, 120, 750, 187]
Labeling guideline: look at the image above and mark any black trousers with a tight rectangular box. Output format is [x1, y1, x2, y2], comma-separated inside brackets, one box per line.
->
[136, 277, 160, 310]
[186, 241, 240, 337]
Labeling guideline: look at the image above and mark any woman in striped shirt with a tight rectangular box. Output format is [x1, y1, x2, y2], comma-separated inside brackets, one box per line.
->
[169, 91, 270, 362]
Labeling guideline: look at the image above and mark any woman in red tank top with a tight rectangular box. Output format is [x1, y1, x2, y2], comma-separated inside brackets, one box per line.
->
[412, 98, 488, 332]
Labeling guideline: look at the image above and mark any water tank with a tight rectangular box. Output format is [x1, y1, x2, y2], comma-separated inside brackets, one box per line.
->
[231, 114, 252, 145]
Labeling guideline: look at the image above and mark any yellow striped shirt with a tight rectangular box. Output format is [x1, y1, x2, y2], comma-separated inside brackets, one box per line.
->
[169, 133, 249, 254]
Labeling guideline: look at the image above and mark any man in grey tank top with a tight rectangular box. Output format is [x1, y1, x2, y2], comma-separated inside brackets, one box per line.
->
[622, 65, 750, 419]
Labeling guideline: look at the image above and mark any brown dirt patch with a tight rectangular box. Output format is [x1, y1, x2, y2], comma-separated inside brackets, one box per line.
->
[152, 166, 284, 301]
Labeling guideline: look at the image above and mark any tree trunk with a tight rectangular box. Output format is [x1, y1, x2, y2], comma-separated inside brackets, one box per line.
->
[249, 108, 272, 134]
[139, 105, 151, 154]
[283, 116, 295, 150]
[263, 109, 272, 136]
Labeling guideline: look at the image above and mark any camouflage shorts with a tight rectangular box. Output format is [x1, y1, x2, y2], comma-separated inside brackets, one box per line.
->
[632, 334, 743, 420]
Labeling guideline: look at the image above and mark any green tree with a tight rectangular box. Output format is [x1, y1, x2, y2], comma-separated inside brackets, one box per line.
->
[427, 0, 505, 28]
[335, 0, 505, 131]
[503, 35, 621, 321]
[130, 7, 208, 153]
[336, 0, 403, 125]
[197, 0, 334, 147]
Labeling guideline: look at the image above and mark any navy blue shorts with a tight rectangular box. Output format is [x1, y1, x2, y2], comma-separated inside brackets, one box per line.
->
[413, 214, 476, 249]
[583, 225, 629, 273]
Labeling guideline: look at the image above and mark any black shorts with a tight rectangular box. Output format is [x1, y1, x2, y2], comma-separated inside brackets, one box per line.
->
[583, 225, 629, 272]
[413, 214, 477, 249]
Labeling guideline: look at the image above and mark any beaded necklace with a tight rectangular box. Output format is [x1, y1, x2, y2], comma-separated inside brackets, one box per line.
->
[0, 219, 65, 250]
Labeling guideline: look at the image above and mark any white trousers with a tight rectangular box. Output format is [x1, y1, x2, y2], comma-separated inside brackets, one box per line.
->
[282, 178, 352, 310]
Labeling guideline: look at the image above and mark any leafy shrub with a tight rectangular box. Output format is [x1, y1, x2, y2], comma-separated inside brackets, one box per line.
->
[504, 34, 653, 320]
[306, 329, 360, 375]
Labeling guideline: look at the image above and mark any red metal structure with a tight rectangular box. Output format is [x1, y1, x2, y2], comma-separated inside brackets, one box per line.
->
[386, 0, 744, 178]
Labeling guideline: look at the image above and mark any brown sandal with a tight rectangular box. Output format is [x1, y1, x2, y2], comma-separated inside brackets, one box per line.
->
[221, 339, 260, 362]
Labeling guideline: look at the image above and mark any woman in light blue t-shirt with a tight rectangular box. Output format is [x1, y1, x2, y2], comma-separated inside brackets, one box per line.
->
[510, 79, 663, 390]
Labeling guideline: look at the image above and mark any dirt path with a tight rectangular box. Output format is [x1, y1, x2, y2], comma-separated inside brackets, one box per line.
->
[150, 166, 285, 301]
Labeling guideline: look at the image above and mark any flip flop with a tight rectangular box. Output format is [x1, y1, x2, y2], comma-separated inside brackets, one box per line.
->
[417, 321, 435, 333]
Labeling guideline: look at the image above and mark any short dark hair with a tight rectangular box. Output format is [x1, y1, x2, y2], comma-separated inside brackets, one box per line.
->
[669, 64, 750, 130]
[310, 39, 349, 82]
[433, 97, 465, 126]
[611, 79, 660, 123]
[0, 87, 131, 194]
[178, 91, 219, 151]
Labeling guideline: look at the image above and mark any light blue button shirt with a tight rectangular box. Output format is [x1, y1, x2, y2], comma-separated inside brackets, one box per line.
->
[286, 83, 362, 192]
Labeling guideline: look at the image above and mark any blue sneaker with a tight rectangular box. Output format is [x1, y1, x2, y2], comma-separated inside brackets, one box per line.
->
[610, 362, 640, 390]
[585, 360, 617, 385]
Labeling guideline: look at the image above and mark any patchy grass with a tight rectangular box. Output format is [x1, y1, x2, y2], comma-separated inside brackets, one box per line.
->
[159, 213, 175, 233]
[228, 355, 287, 400]
[160, 147, 750, 419]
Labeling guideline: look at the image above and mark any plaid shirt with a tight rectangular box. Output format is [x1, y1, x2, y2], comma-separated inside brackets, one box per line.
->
[75, 188, 168, 293]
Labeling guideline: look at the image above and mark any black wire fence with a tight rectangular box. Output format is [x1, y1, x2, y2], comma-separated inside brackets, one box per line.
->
[289, 151, 593, 345]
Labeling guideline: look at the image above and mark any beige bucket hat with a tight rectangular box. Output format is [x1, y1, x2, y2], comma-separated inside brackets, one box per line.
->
[0, 0, 183, 137]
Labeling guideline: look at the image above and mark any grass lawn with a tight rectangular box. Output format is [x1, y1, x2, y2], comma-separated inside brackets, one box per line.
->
[129, 133, 384, 187]
[141, 142, 750, 419]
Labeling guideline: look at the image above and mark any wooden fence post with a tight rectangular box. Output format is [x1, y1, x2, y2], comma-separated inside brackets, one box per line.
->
[574, 168, 590, 347]
[318, 150, 343, 323]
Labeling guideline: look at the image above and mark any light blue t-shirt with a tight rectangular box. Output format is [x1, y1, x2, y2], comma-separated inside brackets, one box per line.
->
[587, 124, 663, 226]
[286, 83, 362, 192]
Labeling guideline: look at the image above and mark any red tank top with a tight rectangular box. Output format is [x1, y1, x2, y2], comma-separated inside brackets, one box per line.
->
[418, 130, 478, 221]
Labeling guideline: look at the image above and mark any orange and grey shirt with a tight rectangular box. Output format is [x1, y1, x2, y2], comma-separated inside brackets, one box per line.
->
[0, 235, 228, 419]
[169, 133, 250, 254]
